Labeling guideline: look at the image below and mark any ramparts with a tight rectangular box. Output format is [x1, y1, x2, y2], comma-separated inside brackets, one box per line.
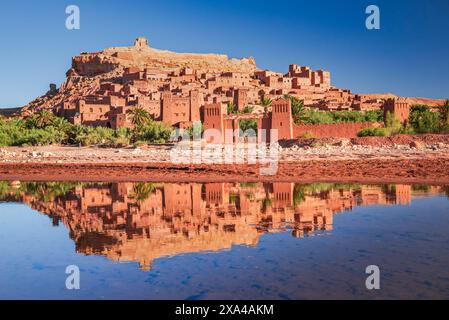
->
[293, 122, 380, 139]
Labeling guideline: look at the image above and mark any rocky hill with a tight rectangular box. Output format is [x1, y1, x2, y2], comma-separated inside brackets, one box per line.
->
[17, 37, 445, 117]
[19, 37, 257, 116]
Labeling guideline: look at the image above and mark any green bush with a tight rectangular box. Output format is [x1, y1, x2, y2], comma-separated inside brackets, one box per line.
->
[298, 131, 315, 139]
[300, 109, 383, 125]
[242, 106, 254, 114]
[74, 126, 116, 146]
[384, 112, 403, 135]
[409, 105, 441, 134]
[357, 127, 389, 137]
[135, 120, 173, 144]
[0, 114, 175, 147]
[239, 119, 258, 134]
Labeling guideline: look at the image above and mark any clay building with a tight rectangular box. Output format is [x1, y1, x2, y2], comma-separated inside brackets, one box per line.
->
[46, 38, 413, 138]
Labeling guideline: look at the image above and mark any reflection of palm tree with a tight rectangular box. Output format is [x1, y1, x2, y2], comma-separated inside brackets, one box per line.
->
[262, 197, 272, 211]
[18, 182, 78, 202]
[444, 186, 449, 199]
[293, 184, 306, 206]
[133, 183, 156, 202]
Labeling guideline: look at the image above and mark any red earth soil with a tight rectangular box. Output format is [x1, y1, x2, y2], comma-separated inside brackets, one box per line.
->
[1, 158, 449, 185]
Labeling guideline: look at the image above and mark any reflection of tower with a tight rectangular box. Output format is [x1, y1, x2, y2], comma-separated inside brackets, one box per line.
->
[205, 183, 226, 206]
[163, 184, 194, 215]
[272, 183, 293, 209]
[395, 185, 411, 205]
[360, 185, 385, 205]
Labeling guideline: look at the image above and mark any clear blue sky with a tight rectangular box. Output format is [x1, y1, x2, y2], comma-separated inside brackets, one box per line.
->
[0, 0, 448, 108]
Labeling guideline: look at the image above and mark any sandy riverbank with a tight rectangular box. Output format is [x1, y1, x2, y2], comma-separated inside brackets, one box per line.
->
[1, 135, 449, 184]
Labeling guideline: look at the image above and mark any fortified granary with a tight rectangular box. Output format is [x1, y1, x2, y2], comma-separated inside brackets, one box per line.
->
[22, 37, 412, 139]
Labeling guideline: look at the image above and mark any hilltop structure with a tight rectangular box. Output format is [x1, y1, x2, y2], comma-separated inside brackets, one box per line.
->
[19, 37, 424, 139]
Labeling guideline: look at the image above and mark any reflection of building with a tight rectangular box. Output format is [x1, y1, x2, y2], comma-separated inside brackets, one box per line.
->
[8, 182, 441, 271]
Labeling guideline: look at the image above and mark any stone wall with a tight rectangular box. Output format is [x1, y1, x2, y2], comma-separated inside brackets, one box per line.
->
[293, 122, 380, 139]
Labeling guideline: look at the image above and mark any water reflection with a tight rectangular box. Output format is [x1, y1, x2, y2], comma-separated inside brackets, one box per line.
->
[1, 181, 448, 271]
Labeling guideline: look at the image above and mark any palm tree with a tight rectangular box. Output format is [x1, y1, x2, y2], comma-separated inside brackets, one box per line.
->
[24, 115, 39, 129]
[285, 95, 305, 124]
[127, 106, 150, 128]
[34, 109, 55, 128]
[261, 97, 272, 113]
[227, 102, 236, 115]
[440, 99, 449, 126]
[51, 117, 72, 132]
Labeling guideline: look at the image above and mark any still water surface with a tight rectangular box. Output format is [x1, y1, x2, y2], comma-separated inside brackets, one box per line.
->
[0, 181, 448, 299]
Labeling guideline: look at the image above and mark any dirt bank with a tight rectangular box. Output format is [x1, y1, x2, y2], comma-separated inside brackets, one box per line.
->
[1, 135, 448, 184]
[1, 158, 449, 185]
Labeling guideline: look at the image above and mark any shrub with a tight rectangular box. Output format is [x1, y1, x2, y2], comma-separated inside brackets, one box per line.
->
[239, 119, 258, 134]
[301, 109, 383, 125]
[409, 105, 442, 134]
[357, 127, 389, 137]
[384, 112, 403, 135]
[242, 106, 254, 114]
[184, 122, 204, 139]
[74, 126, 115, 146]
[135, 120, 173, 144]
[298, 131, 315, 139]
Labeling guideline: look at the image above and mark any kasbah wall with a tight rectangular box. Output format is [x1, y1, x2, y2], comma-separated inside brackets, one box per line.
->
[203, 97, 405, 142]
[293, 122, 378, 138]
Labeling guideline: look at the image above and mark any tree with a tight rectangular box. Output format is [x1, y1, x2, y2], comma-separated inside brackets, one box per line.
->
[261, 97, 272, 113]
[34, 109, 55, 128]
[242, 105, 254, 114]
[239, 119, 258, 133]
[409, 105, 441, 134]
[127, 106, 150, 128]
[51, 117, 72, 133]
[440, 100, 449, 126]
[227, 102, 236, 115]
[284, 95, 305, 124]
